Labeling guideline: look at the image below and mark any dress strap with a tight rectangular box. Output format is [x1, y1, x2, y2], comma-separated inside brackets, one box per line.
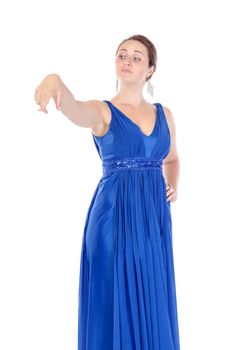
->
[155, 103, 166, 121]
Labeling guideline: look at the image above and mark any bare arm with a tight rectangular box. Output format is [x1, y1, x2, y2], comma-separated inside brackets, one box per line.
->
[35, 74, 106, 132]
[59, 81, 106, 130]
[162, 106, 180, 199]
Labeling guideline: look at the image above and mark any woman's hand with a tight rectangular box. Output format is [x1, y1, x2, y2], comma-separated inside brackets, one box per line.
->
[166, 183, 177, 202]
[34, 74, 63, 113]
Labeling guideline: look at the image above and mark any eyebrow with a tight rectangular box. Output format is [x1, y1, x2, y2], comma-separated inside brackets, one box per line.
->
[119, 49, 144, 56]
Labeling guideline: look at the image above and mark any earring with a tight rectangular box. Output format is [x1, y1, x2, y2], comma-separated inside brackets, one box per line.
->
[147, 79, 154, 98]
[116, 79, 119, 92]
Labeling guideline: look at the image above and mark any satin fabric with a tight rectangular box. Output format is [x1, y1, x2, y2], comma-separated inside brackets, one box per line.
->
[78, 100, 181, 350]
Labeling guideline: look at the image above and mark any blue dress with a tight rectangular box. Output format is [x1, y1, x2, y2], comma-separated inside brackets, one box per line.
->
[78, 100, 181, 350]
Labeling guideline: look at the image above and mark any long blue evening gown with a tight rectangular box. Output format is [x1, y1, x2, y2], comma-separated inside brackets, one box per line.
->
[78, 100, 181, 350]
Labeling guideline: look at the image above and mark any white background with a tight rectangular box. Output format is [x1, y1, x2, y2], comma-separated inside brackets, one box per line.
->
[0, 0, 229, 349]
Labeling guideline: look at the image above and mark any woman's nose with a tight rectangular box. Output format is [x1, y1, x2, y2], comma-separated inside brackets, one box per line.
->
[124, 57, 131, 65]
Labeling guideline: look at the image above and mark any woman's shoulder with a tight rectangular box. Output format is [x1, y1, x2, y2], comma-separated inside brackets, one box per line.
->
[86, 99, 111, 124]
[159, 104, 177, 152]
[158, 103, 176, 127]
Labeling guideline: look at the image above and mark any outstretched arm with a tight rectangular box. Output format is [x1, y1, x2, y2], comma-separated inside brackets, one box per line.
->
[34, 73, 106, 132]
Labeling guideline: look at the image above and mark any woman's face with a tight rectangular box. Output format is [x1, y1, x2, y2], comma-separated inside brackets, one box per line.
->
[115, 40, 154, 86]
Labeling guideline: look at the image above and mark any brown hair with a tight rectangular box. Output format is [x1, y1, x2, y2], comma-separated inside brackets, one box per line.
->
[115, 34, 157, 82]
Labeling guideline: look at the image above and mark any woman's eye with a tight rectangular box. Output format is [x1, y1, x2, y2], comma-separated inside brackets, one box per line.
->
[118, 54, 141, 62]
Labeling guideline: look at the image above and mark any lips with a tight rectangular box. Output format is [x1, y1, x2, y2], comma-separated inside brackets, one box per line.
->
[121, 69, 131, 73]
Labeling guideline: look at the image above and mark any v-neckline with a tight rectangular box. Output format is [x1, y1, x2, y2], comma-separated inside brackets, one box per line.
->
[105, 100, 159, 138]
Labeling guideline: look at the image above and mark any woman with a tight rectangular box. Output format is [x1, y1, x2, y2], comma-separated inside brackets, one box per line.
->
[34, 34, 181, 350]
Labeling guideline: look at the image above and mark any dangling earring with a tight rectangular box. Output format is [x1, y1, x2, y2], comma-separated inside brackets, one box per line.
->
[146, 78, 154, 98]
[116, 79, 119, 92]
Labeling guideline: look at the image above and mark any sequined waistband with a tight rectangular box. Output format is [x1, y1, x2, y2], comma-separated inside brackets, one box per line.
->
[102, 158, 163, 176]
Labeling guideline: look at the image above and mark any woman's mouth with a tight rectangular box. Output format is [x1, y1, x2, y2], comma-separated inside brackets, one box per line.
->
[121, 69, 131, 73]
